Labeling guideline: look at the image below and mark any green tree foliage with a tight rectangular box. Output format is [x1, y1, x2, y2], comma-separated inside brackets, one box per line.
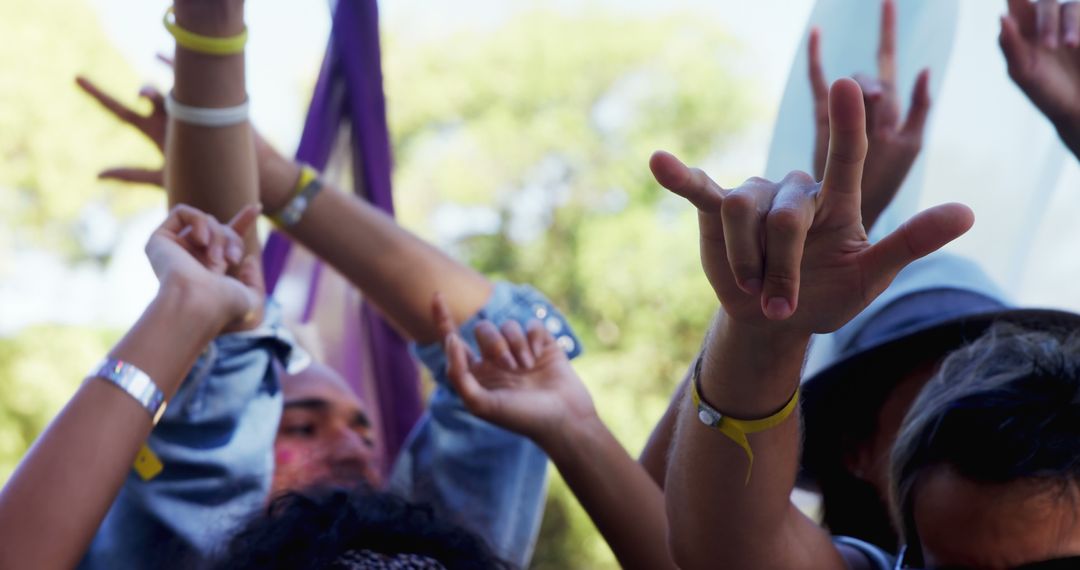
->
[384, 11, 759, 568]
[0, 0, 160, 259]
[0, 326, 119, 481]
[0, 0, 154, 481]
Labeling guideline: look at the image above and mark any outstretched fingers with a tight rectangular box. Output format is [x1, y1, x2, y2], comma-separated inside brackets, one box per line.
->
[475, 321, 519, 370]
[75, 76, 141, 126]
[900, 69, 932, 140]
[820, 79, 869, 214]
[858, 203, 974, 296]
[1000, 13, 1035, 82]
[760, 174, 818, 320]
[650, 151, 726, 212]
[445, 331, 492, 416]
[877, 0, 898, 85]
[809, 28, 831, 180]
[99, 167, 165, 187]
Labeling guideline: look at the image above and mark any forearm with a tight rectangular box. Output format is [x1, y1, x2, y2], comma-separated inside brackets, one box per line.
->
[665, 313, 840, 569]
[0, 285, 221, 569]
[638, 372, 690, 489]
[261, 153, 492, 344]
[167, 0, 259, 253]
[545, 417, 674, 570]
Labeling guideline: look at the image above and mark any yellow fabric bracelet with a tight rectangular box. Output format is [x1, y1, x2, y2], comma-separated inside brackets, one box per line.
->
[163, 7, 248, 56]
[690, 355, 800, 485]
[271, 165, 322, 227]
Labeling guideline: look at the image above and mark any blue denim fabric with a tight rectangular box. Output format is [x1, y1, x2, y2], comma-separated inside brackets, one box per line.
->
[391, 283, 582, 568]
[80, 284, 580, 569]
[79, 304, 293, 570]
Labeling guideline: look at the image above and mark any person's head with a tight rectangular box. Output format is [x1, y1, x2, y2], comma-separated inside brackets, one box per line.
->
[891, 324, 1080, 568]
[215, 485, 510, 569]
[272, 363, 381, 496]
[803, 287, 1013, 551]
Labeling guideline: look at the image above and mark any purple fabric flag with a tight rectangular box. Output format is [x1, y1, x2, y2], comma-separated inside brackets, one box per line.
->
[261, 0, 422, 468]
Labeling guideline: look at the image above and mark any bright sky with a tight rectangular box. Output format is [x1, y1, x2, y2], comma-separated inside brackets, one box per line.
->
[8, 0, 1080, 334]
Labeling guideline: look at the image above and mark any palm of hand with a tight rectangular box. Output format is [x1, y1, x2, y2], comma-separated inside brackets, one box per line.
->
[469, 345, 595, 440]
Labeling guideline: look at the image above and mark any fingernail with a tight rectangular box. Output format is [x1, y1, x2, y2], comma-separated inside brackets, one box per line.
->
[226, 244, 243, 264]
[742, 278, 763, 295]
[444, 334, 455, 352]
[499, 352, 518, 369]
[765, 297, 793, 320]
[210, 244, 224, 264]
[519, 353, 535, 369]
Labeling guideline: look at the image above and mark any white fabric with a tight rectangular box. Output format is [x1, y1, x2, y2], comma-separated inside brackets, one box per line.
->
[765, 0, 1080, 374]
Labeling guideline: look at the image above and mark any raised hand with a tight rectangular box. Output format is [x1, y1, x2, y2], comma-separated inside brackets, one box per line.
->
[435, 294, 596, 445]
[76, 71, 168, 187]
[76, 65, 279, 193]
[145, 204, 263, 330]
[1000, 0, 1080, 158]
[809, 0, 930, 231]
[651, 78, 972, 334]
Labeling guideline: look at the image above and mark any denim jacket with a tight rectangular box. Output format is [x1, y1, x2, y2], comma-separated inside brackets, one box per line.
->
[80, 284, 581, 569]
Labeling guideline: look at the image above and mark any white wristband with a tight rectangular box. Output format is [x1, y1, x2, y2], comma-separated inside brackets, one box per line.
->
[165, 92, 250, 127]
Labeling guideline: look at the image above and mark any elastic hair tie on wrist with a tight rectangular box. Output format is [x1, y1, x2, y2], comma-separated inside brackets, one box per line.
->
[163, 6, 248, 56]
[690, 354, 800, 485]
[165, 92, 250, 128]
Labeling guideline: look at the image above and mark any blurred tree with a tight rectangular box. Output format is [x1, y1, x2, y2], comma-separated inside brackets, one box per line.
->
[384, 10, 758, 568]
[0, 0, 156, 481]
[0, 326, 118, 481]
[0, 0, 161, 260]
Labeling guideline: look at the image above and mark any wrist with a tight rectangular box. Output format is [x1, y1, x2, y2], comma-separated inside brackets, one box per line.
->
[698, 313, 809, 419]
[541, 413, 608, 466]
[173, 1, 245, 37]
[260, 152, 303, 214]
[155, 276, 234, 337]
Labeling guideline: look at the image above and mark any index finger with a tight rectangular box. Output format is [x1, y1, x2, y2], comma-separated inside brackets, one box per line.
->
[808, 28, 830, 103]
[821, 79, 868, 205]
[877, 0, 897, 84]
[75, 76, 142, 126]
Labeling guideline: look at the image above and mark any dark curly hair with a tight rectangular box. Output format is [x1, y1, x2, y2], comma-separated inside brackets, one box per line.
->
[891, 323, 1080, 564]
[211, 485, 514, 570]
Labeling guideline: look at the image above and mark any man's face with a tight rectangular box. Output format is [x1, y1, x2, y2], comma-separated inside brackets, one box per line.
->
[271, 363, 382, 497]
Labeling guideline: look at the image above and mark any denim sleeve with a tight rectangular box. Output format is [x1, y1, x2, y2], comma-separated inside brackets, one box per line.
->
[79, 304, 293, 570]
[389, 283, 582, 568]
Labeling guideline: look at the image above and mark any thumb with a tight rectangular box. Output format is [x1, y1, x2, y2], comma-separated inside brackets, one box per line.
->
[445, 333, 493, 417]
[858, 203, 974, 295]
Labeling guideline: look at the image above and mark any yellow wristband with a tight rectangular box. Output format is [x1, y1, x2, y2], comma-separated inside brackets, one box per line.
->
[271, 165, 322, 227]
[690, 355, 800, 485]
[163, 7, 248, 56]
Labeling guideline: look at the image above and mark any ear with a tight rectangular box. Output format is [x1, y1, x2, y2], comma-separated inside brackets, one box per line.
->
[842, 436, 878, 485]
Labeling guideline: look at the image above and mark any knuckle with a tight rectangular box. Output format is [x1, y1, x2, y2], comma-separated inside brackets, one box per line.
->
[730, 261, 762, 280]
[764, 270, 798, 290]
[782, 170, 815, 186]
[766, 208, 806, 237]
[721, 191, 758, 217]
